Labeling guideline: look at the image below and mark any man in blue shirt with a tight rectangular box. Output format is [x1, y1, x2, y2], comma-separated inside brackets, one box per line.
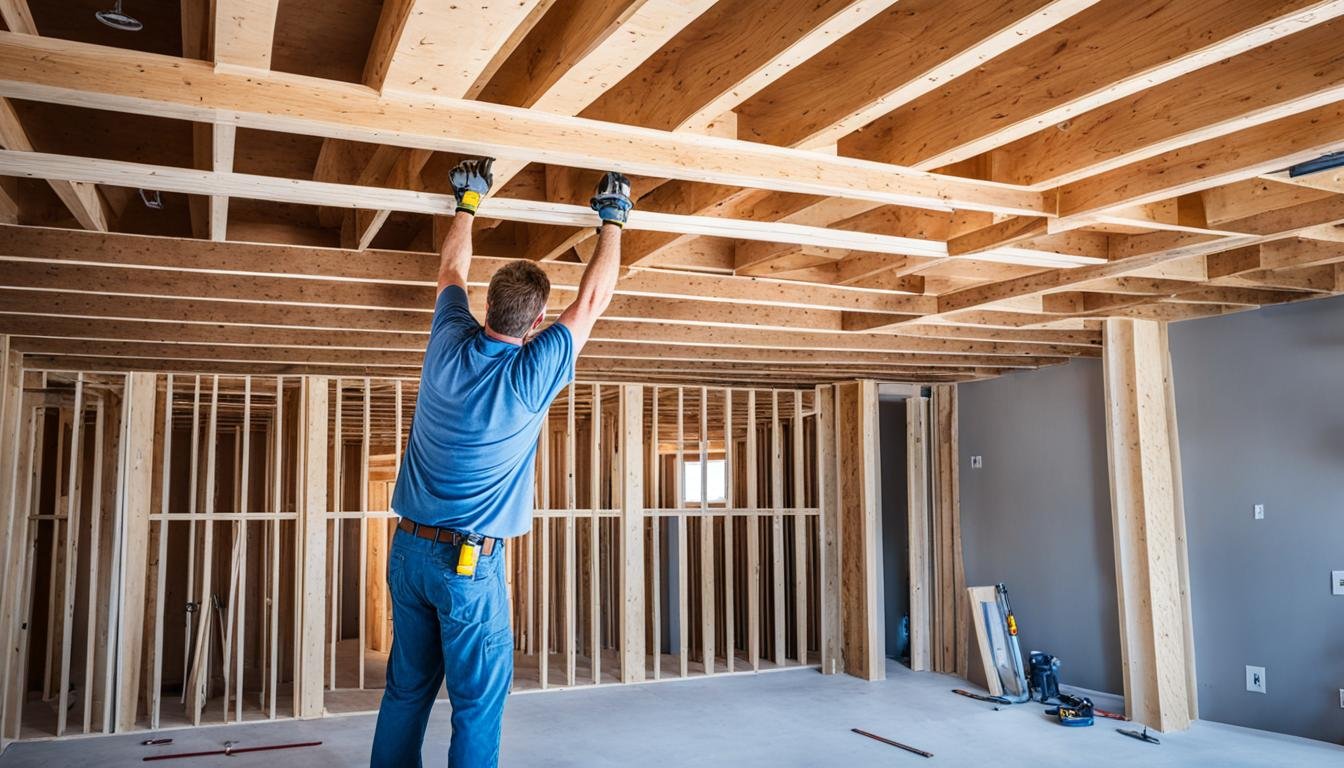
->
[371, 159, 632, 767]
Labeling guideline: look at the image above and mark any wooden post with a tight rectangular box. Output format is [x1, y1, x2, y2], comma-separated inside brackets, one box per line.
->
[0, 337, 24, 743]
[905, 395, 931, 673]
[835, 381, 883, 681]
[114, 372, 157, 731]
[618, 385, 645, 683]
[1102, 319, 1197, 732]
[815, 385, 840, 675]
[930, 385, 969, 678]
[296, 376, 329, 718]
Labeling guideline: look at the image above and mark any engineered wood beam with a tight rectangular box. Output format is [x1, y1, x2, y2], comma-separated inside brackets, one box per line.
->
[296, 376, 328, 718]
[0, 258, 907, 333]
[840, 0, 1344, 170]
[581, 0, 897, 133]
[617, 0, 1091, 268]
[1101, 319, 1196, 732]
[480, 0, 718, 192]
[0, 150, 1058, 269]
[113, 372, 156, 730]
[0, 96, 104, 231]
[0, 32, 1045, 215]
[363, 0, 549, 97]
[914, 193, 1344, 325]
[8, 336, 1067, 372]
[0, 224, 931, 315]
[0, 310, 1090, 359]
[946, 217, 1049, 257]
[346, 0, 551, 247]
[735, 0, 1098, 150]
[1056, 103, 1344, 221]
[993, 18, 1344, 188]
[0, 1, 35, 35]
[213, 0, 281, 72]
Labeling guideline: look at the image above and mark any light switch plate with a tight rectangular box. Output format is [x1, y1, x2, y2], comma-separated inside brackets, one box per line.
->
[1333, 571, 1344, 596]
[970, 456, 983, 469]
[1253, 504, 1265, 520]
[1246, 665, 1266, 694]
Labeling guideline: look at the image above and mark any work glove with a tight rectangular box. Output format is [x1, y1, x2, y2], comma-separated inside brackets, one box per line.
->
[590, 171, 633, 230]
[449, 157, 494, 215]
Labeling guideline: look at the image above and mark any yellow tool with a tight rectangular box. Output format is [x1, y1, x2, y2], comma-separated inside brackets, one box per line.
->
[456, 533, 483, 576]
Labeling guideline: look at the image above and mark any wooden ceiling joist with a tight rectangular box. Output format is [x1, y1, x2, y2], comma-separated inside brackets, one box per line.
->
[0, 33, 1044, 215]
[838, 0, 1344, 170]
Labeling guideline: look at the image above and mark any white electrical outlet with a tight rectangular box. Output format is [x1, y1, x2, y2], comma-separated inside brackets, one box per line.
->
[1246, 665, 1266, 694]
[1333, 571, 1344, 596]
[1338, 689, 1344, 709]
[1253, 503, 1265, 520]
[970, 456, 983, 469]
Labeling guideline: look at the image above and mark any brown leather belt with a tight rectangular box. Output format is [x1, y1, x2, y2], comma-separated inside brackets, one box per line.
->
[398, 518, 498, 556]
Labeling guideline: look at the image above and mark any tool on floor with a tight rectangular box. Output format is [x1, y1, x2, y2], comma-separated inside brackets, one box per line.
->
[1028, 651, 1061, 703]
[141, 737, 173, 746]
[142, 740, 323, 761]
[999, 583, 1018, 636]
[1117, 726, 1160, 745]
[952, 688, 1011, 705]
[1045, 692, 1095, 727]
[851, 728, 932, 758]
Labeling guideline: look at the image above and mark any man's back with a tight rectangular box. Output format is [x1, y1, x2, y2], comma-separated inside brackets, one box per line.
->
[392, 285, 573, 539]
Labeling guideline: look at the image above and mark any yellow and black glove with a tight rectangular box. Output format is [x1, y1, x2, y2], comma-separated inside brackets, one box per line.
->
[449, 157, 494, 215]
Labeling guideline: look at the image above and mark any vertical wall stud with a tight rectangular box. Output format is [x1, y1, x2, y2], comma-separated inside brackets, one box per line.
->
[618, 385, 645, 683]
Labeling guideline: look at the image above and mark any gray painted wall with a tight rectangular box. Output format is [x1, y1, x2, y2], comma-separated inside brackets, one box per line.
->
[958, 358, 1123, 694]
[879, 400, 909, 661]
[1169, 293, 1344, 743]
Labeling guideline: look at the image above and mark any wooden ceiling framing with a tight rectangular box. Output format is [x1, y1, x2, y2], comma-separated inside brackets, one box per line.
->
[0, 0, 1341, 386]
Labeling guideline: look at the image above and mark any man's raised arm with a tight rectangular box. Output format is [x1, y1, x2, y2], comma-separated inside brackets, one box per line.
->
[437, 158, 494, 296]
[557, 172, 633, 352]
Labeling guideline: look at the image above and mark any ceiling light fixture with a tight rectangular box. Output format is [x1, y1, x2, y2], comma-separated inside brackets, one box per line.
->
[95, 1, 143, 32]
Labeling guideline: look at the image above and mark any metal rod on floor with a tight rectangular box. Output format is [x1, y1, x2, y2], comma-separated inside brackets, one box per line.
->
[142, 740, 323, 761]
[851, 728, 933, 758]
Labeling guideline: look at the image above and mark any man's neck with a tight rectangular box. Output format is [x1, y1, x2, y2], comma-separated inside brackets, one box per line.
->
[483, 324, 525, 346]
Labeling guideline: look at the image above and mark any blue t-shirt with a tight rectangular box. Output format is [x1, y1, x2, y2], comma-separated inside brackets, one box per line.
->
[391, 286, 575, 538]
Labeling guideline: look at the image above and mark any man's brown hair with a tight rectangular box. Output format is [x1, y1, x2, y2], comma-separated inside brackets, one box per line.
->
[485, 260, 551, 338]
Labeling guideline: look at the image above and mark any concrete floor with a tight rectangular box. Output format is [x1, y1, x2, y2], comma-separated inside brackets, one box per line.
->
[2, 660, 1339, 767]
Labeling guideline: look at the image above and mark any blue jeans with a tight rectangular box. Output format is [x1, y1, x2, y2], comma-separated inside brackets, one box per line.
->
[370, 527, 513, 767]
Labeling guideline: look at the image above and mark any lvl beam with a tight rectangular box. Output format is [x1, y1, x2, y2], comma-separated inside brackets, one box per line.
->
[840, 0, 1344, 170]
[0, 34, 1042, 212]
[113, 372, 157, 730]
[296, 377, 328, 718]
[1101, 319, 1197, 732]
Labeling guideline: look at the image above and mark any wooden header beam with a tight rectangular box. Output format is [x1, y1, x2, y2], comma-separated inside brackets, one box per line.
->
[0, 31, 1046, 216]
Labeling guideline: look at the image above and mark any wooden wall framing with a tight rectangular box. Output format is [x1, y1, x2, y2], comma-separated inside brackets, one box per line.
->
[0, 371, 839, 740]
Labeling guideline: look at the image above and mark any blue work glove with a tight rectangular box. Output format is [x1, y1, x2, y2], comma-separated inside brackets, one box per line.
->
[590, 171, 633, 230]
[449, 157, 494, 215]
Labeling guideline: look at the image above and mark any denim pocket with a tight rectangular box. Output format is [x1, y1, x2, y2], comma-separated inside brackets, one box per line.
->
[485, 624, 513, 650]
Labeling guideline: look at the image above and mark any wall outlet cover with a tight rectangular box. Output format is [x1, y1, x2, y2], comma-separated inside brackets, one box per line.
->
[1246, 665, 1266, 694]
[1253, 503, 1265, 520]
[1339, 688, 1344, 709]
[970, 455, 983, 469]
[1333, 571, 1344, 596]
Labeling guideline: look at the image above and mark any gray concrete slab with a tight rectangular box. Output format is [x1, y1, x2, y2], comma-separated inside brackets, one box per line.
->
[2, 661, 1339, 766]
